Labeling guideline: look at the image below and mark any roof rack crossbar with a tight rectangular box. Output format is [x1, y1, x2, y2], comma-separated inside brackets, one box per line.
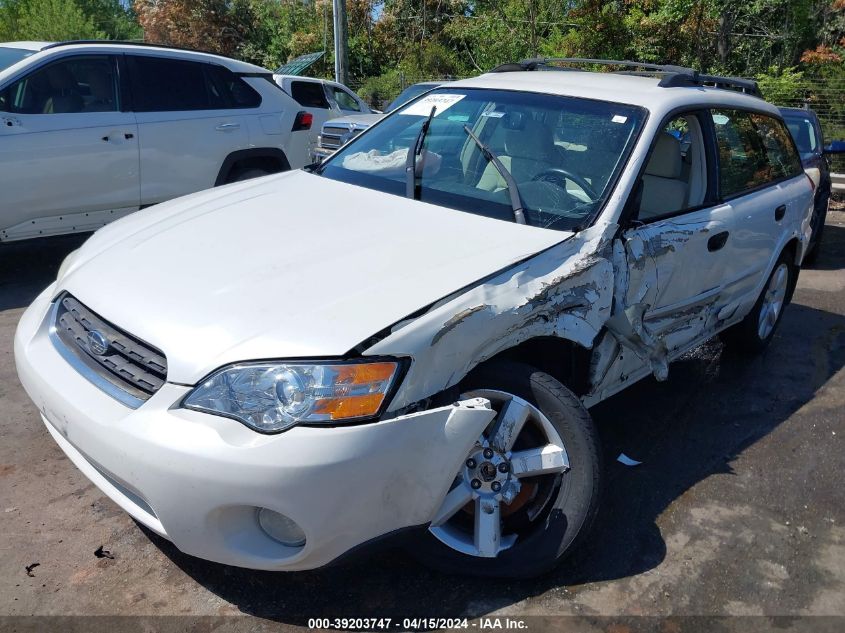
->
[490, 57, 762, 98]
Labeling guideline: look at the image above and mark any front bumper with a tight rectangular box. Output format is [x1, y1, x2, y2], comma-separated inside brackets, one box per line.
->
[14, 285, 495, 570]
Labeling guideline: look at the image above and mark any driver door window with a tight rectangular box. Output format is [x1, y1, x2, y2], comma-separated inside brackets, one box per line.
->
[4, 56, 119, 114]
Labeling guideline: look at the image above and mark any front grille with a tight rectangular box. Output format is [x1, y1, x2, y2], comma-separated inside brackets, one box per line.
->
[50, 294, 167, 407]
[319, 125, 364, 150]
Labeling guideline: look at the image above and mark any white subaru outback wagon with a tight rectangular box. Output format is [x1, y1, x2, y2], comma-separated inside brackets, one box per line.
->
[0, 41, 314, 242]
[15, 59, 814, 577]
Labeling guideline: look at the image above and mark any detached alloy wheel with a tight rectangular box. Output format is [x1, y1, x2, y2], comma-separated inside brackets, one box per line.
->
[411, 361, 601, 578]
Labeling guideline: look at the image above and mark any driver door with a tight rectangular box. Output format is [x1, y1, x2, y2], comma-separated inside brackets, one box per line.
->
[618, 112, 733, 360]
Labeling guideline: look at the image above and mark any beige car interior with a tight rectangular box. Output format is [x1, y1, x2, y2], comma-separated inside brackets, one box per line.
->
[639, 115, 707, 220]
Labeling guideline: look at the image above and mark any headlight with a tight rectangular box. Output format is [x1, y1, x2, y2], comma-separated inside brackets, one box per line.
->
[182, 360, 402, 433]
[57, 249, 80, 280]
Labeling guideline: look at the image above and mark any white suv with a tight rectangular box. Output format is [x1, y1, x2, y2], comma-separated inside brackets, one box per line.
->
[0, 41, 314, 242]
[15, 59, 813, 577]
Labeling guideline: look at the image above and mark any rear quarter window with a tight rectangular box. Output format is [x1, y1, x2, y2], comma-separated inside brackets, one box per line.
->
[712, 109, 803, 198]
[291, 81, 330, 108]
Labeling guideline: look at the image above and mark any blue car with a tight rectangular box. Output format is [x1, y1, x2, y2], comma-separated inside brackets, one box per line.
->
[779, 107, 844, 263]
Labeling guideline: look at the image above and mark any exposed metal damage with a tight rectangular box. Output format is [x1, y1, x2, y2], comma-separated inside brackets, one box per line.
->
[369, 217, 722, 410]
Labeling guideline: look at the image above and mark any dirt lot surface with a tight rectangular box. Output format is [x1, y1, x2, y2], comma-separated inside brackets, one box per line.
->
[1, 212, 844, 628]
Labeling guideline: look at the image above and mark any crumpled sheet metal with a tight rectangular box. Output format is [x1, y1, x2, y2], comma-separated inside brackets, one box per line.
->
[368, 224, 616, 409]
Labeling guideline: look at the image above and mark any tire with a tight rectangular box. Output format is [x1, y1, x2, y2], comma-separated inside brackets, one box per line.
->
[721, 250, 795, 354]
[226, 167, 270, 184]
[409, 360, 602, 578]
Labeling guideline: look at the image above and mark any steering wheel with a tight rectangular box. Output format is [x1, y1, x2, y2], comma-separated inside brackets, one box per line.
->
[532, 168, 598, 200]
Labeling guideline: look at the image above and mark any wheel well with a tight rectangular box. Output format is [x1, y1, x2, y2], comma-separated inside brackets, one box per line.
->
[476, 337, 592, 396]
[215, 149, 291, 186]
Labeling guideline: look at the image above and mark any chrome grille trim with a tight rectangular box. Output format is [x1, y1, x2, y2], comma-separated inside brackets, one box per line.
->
[49, 294, 168, 408]
[319, 124, 366, 150]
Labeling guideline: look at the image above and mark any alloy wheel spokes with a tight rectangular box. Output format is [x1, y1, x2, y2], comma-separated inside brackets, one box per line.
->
[488, 395, 531, 452]
[758, 263, 788, 340]
[510, 444, 570, 478]
[429, 389, 571, 558]
[474, 497, 502, 557]
[431, 484, 473, 526]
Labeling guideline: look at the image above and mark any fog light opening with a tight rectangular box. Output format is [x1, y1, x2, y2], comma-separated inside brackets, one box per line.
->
[257, 508, 306, 548]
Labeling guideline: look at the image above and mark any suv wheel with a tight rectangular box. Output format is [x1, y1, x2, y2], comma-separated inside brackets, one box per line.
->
[721, 251, 795, 353]
[410, 361, 601, 578]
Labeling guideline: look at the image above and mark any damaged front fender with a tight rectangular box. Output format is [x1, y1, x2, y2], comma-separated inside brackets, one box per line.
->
[368, 224, 617, 409]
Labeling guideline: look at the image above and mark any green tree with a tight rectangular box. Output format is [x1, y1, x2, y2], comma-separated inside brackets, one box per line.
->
[17, 0, 104, 40]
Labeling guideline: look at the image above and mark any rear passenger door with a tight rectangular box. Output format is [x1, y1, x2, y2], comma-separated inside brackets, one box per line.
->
[710, 109, 807, 313]
[127, 55, 251, 205]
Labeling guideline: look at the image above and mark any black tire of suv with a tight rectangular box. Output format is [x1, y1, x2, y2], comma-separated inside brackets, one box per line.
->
[721, 250, 796, 354]
[409, 360, 602, 578]
[227, 168, 271, 183]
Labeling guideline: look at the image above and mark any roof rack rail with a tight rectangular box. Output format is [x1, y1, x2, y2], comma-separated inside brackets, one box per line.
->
[39, 40, 222, 57]
[490, 57, 762, 98]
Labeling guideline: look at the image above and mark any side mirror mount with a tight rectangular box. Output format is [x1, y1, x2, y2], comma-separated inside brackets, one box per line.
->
[823, 139, 845, 155]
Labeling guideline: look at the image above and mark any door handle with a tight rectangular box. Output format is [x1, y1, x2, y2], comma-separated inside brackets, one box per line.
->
[707, 231, 730, 252]
[775, 204, 786, 221]
[215, 122, 240, 131]
[101, 132, 134, 142]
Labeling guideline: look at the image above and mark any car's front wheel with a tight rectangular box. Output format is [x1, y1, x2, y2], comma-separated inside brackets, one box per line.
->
[410, 361, 601, 578]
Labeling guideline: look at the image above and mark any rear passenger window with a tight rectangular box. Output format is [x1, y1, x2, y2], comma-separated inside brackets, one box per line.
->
[129, 56, 260, 112]
[712, 109, 803, 198]
[290, 81, 329, 108]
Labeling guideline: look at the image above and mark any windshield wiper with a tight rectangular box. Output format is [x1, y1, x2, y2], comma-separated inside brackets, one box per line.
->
[463, 125, 526, 225]
[405, 105, 437, 200]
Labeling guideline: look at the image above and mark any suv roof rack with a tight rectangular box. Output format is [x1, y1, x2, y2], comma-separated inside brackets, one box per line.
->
[40, 40, 222, 57]
[490, 57, 762, 98]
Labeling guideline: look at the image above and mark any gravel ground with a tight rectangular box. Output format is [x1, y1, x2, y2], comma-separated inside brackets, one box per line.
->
[1, 212, 844, 628]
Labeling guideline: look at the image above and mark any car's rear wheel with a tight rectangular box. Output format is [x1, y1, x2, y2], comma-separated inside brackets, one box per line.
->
[410, 361, 601, 578]
[721, 251, 794, 353]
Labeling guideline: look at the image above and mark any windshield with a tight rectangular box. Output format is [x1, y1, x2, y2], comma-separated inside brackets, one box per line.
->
[318, 87, 645, 231]
[782, 113, 819, 157]
[0, 47, 34, 73]
[386, 84, 439, 112]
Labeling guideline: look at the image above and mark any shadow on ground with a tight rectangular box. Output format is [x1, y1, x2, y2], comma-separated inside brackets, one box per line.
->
[0, 234, 89, 311]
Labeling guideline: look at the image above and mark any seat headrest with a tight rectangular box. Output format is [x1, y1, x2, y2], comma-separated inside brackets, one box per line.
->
[503, 118, 553, 160]
[645, 132, 682, 179]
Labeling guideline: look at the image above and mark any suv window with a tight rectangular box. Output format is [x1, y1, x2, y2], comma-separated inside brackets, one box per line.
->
[2, 55, 119, 114]
[330, 86, 361, 112]
[712, 109, 803, 198]
[291, 81, 330, 108]
[129, 56, 259, 112]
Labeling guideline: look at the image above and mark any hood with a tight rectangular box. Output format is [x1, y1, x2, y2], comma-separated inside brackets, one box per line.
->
[323, 113, 384, 129]
[61, 170, 571, 384]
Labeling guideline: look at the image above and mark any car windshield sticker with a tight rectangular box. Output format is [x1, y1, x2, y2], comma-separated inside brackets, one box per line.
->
[481, 111, 506, 118]
[712, 114, 730, 125]
[400, 93, 466, 117]
[612, 115, 628, 123]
